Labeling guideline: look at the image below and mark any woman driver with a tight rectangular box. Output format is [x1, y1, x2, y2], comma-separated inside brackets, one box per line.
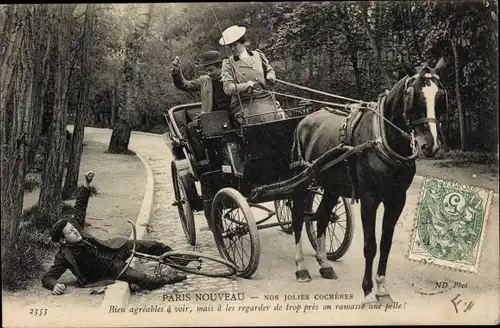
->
[219, 25, 282, 125]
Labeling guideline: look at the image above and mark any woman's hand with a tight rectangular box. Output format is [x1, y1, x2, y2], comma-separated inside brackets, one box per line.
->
[246, 80, 257, 94]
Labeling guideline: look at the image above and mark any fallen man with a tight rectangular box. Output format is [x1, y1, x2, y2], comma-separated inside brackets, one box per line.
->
[42, 171, 187, 295]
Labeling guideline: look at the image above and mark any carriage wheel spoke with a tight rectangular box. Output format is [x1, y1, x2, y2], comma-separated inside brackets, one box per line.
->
[336, 222, 346, 233]
[234, 243, 245, 267]
[328, 224, 336, 251]
[334, 210, 346, 218]
[219, 201, 252, 269]
[333, 228, 343, 248]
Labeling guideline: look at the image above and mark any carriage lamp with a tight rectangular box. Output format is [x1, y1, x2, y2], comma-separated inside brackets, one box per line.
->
[222, 122, 229, 129]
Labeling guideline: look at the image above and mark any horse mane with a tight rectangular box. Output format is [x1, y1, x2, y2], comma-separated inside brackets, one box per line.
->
[383, 76, 408, 123]
[379, 74, 413, 156]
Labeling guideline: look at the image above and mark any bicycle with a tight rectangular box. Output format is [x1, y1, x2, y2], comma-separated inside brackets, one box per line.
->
[117, 221, 239, 279]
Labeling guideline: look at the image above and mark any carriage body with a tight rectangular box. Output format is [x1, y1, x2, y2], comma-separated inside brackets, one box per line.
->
[164, 102, 306, 199]
[164, 102, 354, 278]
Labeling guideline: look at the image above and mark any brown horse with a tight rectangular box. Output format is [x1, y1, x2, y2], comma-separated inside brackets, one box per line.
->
[290, 58, 447, 304]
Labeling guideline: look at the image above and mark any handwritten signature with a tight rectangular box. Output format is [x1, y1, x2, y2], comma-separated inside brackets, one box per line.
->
[450, 293, 475, 313]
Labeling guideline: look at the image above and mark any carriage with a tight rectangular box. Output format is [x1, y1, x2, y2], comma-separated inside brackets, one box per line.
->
[163, 102, 355, 278]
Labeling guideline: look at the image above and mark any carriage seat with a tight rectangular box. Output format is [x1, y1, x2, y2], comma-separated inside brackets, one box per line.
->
[164, 105, 204, 162]
[170, 107, 204, 140]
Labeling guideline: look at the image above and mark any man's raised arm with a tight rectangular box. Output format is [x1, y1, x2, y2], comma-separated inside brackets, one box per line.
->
[171, 56, 202, 92]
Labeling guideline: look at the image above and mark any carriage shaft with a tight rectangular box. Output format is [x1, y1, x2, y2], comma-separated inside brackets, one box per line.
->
[256, 213, 315, 230]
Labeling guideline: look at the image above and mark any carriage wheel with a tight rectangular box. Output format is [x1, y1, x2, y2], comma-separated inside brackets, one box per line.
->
[273, 199, 294, 234]
[211, 188, 260, 278]
[171, 162, 196, 246]
[305, 189, 354, 261]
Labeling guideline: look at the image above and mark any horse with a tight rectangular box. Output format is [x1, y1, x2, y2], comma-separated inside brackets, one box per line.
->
[289, 57, 447, 304]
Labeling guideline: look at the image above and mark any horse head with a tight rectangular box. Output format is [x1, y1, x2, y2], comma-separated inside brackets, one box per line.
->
[400, 57, 447, 158]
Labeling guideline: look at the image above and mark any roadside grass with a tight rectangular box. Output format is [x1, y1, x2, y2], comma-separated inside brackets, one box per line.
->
[1, 205, 55, 291]
[424, 150, 498, 166]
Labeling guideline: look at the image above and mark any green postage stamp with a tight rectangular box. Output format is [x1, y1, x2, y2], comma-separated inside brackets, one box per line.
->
[408, 177, 494, 273]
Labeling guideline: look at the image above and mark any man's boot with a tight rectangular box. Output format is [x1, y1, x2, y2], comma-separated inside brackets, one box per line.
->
[119, 267, 186, 290]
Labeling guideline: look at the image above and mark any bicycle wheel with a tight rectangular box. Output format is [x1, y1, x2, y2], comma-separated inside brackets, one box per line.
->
[160, 250, 239, 278]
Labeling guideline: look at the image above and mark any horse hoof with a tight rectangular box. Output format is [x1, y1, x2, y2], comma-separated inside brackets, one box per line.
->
[376, 294, 394, 304]
[319, 267, 338, 280]
[361, 292, 378, 305]
[295, 269, 312, 282]
[376, 290, 390, 297]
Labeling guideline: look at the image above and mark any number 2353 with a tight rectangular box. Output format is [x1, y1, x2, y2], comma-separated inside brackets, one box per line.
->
[29, 308, 47, 316]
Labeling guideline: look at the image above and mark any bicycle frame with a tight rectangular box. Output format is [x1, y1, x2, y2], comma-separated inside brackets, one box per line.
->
[116, 222, 238, 278]
[116, 220, 136, 280]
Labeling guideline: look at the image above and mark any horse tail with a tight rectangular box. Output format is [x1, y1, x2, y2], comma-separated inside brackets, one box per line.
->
[290, 125, 310, 172]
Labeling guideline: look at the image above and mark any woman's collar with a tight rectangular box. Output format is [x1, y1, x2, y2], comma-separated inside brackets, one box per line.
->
[234, 48, 253, 61]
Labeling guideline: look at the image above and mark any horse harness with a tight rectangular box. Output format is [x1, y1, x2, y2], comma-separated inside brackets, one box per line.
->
[288, 71, 446, 202]
[329, 71, 446, 200]
[403, 72, 447, 129]
[337, 104, 367, 202]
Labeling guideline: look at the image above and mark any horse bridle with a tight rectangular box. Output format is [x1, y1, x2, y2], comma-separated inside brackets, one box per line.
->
[403, 71, 448, 129]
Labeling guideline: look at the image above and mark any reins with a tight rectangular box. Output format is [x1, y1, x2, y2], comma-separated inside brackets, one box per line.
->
[263, 79, 414, 141]
[268, 78, 421, 161]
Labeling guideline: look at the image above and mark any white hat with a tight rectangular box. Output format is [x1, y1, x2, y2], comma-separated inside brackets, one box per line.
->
[219, 25, 247, 46]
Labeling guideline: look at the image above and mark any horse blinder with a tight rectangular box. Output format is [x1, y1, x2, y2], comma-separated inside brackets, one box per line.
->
[403, 85, 414, 126]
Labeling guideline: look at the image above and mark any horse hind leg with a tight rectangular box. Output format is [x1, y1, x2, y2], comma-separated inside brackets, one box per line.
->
[376, 192, 406, 302]
[292, 191, 311, 282]
[315, 190, 338, 280]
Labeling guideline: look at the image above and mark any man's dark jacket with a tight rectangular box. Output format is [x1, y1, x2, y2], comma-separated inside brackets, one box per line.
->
[41, 232, 128, 291]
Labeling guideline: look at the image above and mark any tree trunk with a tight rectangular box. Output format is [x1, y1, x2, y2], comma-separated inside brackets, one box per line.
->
[108, 119, 132, 153]
[450, 37, 466, 151]
[398, 2, 410, 56]
[359, 2, 391, 88]
[111, 72, 117, 125]
[407, 2, 423, 62]
[0, 5, 33, 239]
[108, 4, 154, 154]
[63, 4, 95, 198]
[27, 6, 53, 170]
[38, 4, 75, 226]
[342, 15, 364, 98]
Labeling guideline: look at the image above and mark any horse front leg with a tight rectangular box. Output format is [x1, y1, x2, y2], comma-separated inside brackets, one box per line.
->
[360, 192, 381, 304]
[292, 191, 311, 282]
[376, 192, 406, 301]
[315, 190, 338, 280]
